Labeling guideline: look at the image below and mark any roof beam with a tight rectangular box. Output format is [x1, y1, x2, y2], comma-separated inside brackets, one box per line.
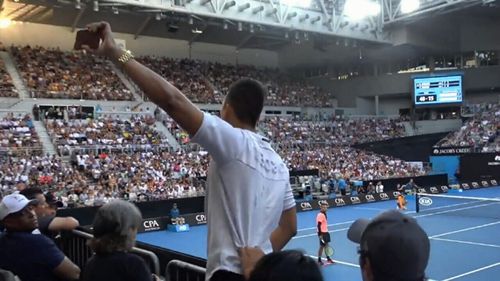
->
[4, 4, 27, 17]
[12, 5, 38, 21]
[71, 6, 86, 32]
[134, 15, 152, 39]
[24, 6, 49, 22]
[236, 34, 254, 50]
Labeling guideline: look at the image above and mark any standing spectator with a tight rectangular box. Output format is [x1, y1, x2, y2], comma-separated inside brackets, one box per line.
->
[347, 210, 430, 281]
[0, 194, 81, 281]
[85, 22, 297, 281]
[81, 200, 158, 281]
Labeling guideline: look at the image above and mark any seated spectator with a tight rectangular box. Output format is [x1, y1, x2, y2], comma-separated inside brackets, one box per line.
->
[347, 210, 430, 281]
[20, 187, 79, 239]
[0, 193, 80, 281]
[81, 200, 158, 281]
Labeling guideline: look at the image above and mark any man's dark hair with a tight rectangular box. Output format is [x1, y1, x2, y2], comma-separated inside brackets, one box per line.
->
[225, 78, 266, 127]
[19, 187, 43, 200]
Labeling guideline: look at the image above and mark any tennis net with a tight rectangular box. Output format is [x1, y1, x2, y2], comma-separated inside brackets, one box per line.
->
[415, 193, 500, 219]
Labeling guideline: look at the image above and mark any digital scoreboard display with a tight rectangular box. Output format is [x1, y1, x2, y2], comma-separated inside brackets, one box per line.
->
[413, 75, 463, 106]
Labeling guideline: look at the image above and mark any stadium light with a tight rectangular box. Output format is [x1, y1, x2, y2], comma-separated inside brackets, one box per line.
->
[344, 0, 380, 20]
[401, 0, 420, 14]
[299, 14, 309, 22]
[252, 6, 264, 14]
[238, 3, 250, 11]
[310, 15, 321, 23]
[281, 0, 311, 8]
[0, 19, 11, 29]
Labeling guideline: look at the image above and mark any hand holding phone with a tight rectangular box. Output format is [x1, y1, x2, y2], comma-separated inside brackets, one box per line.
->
[74, 30, 100, 50]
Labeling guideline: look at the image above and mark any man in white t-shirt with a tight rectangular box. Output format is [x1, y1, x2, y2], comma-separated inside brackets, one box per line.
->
[84, 21, 297, 281]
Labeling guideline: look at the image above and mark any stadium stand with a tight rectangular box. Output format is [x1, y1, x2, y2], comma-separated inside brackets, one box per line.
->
[0, 113, 41, 156]
[0, 59, 17, 98]
[10, 46, 133, 100]
[435, 103, 499, 152]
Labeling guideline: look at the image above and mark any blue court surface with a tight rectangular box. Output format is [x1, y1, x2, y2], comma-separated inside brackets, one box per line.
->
[137, 187, 500, 281]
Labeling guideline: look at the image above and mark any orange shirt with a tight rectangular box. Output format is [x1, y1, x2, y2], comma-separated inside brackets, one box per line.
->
[397, 195, 406, 206]
[316, 212, 328, 233]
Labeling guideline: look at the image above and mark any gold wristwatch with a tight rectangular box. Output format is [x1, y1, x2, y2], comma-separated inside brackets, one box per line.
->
[117, 49, 134, 65]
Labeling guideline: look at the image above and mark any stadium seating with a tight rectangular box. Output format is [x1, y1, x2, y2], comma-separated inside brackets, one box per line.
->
[0, 59, 16, 98]
[0, 113, 41, 156]
[435, 103, 499, 152]
[10, 46, 133, 100]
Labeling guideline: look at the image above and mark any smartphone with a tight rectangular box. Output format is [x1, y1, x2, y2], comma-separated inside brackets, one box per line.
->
[74, 30, 100, 50]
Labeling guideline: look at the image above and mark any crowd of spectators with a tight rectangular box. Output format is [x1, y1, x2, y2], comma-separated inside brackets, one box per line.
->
[137, 56, 333, 107]
[138, 57, 217, 103]
[0, 113, 41, 156]
[260, 116, 406, 147]
[282, 146, 424, 181]
[0, 151, 207, 207]
[44, 114, 169, 154]
[0, 59, 17, 97]
[435, 103, 499, 152]
[10, 45, 133, 100]
[202, 62, 332, 107]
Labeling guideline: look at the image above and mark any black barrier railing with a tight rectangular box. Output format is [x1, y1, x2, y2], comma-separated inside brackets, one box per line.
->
[165, 260, 206, 281]
[59, 229, 160, 275]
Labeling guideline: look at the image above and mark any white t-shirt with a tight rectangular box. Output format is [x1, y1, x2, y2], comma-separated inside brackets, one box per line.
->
[191, 113, 295, 280]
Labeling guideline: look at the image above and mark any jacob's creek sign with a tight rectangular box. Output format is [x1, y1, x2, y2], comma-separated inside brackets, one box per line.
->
[431, 147, 472, 155]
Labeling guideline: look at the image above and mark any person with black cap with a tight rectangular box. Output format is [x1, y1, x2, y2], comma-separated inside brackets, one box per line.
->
[0, 193, 80, 281]
[20, 187, 79, 239]
[347, 210, 430, 281]
[316, 202, 334, 265]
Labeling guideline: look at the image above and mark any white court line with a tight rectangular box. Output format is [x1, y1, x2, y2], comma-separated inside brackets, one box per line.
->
[293, 227, 349, 240]
[431, 237, 500, 249]
[353, 207, 386, 211]
[298, 220, 354, 232]
[415, 202, 500, 219]
[441, 262, 500, 281]
[307, 254, 360, 268]
[430, 221, 500, 238]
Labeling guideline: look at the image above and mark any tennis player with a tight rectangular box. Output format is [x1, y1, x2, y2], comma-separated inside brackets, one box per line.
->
[397, 193, 407, 210]
[317, 202, 334, 265]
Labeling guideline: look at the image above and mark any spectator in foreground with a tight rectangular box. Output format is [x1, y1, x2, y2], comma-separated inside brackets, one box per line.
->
[347, 210, 430, 281]
[0, 194, 80, 281]
[81, 200, 158, 281]
[239, 249, 323, 281]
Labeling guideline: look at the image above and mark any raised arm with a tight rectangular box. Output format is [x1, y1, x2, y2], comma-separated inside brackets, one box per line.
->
[86, 22, 203, 136]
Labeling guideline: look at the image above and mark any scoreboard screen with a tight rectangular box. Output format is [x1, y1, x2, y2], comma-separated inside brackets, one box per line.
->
[413, 75, 463, 106]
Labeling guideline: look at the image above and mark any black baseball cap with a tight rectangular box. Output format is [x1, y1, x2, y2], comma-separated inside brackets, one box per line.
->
[45, 193, 64, 208]
[347, 210, 430, 281]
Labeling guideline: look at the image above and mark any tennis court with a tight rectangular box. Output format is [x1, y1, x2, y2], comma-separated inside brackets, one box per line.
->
[137, 186, 500, 281]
